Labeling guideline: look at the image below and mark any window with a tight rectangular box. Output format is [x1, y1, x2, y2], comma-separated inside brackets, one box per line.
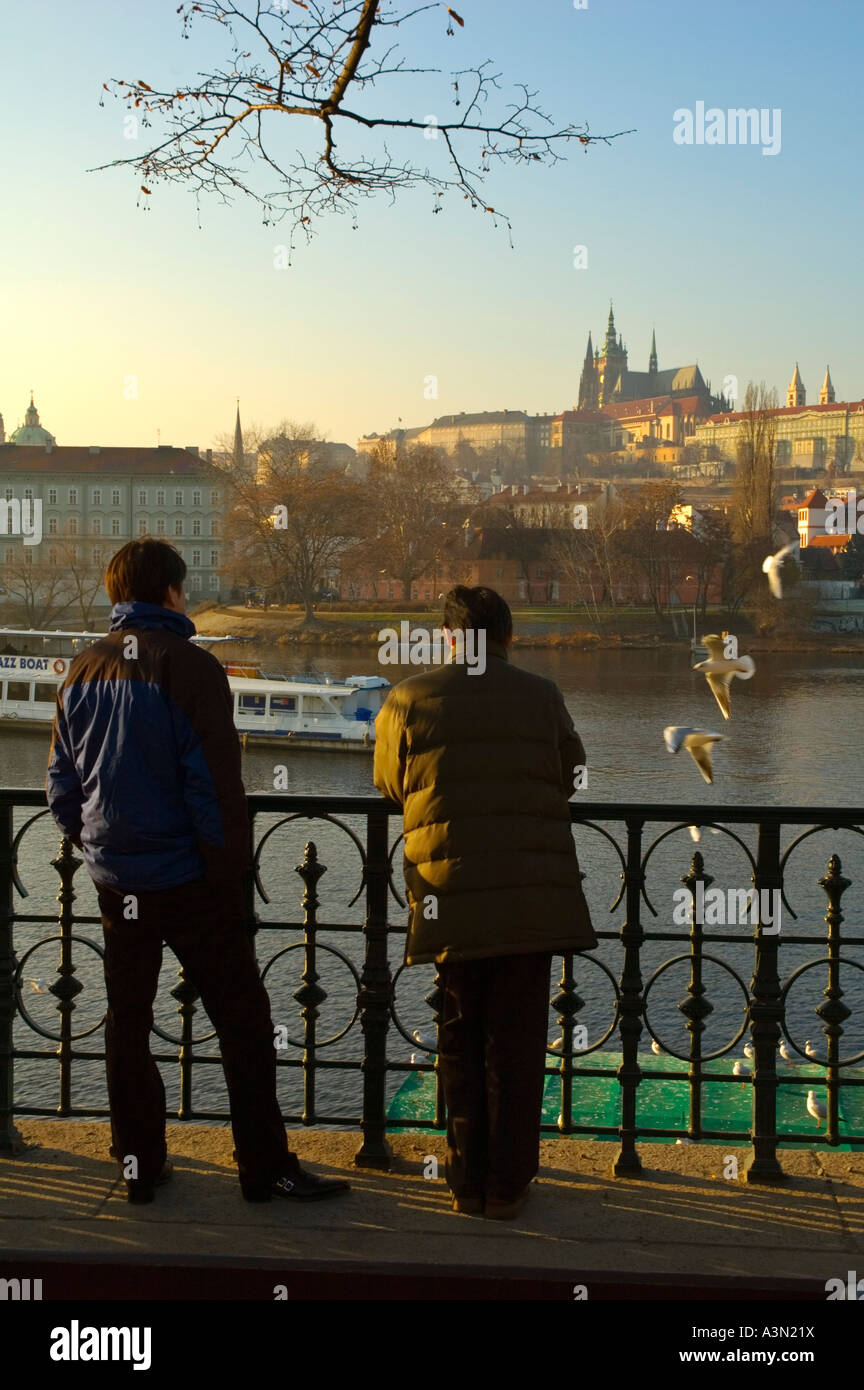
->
[239, 694, 265, 715]
[112, 519, 121, 536]
[174, 490, 183, 506]
[138, 520, 147, 536]
[68, 488, 78, 505]
[192, 519, 201, 536]
[24, 487, 33, 500]
[48, 518, 58, 535]
[192, 549, 201, 566]
[92, 489, 102, 505]
[48, 487, 57, 504]
[191, 574, 202, 591]
[210, 549, 219, 566]
[112, 489, 121, 505]
[175, 520, 183, 536]
[156, 519, 166, 535]
[48, 548, 57, 564]
[138, 489, 147, 505]
[211, 489, 219, 505]
[193, 489, 201, 506]
[92, 518, 102, 535]
[209, 575, 220, 591]
[67, 518, 78, 536]
[156, 489, 165, 505]
[4, 488, 12, 501]
[6, 683, 30, 701]
[271, 696, 297, 712]
[93, 548, 103, 566]
[210, 519, 219, 536]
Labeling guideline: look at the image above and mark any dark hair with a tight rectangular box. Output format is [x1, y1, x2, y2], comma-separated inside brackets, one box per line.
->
[443, 585, 512, 645]
[104, 538, 187, 606]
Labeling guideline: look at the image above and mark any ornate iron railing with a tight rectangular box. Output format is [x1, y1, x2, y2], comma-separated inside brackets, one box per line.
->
[1, 791, 863, 1181]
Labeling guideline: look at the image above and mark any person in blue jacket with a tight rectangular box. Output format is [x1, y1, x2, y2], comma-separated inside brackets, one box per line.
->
[46, 537, 350, 1206]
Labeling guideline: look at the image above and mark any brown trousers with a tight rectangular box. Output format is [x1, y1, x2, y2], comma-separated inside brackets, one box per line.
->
[96, 876, 295, 1188]
[436, 952, 552, 1203]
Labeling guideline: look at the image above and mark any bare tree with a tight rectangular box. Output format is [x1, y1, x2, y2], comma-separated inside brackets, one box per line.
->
[549, 492, 626, 620]
[94, 0, 632, 246]
[363, 440, 461, 597]
[733, 381, 778, 547]
[0, 547, 76, 628]
[58, 542, 107, 628]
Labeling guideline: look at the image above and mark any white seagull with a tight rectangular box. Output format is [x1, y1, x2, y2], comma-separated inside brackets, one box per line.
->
[664, 726, 724, 784]
[804, 1039, 819, 1060]
[693, 635, 756, 720]
[732, 1059, 750, 1078]
[779, 1040, 794, 1062]
[762, 540, 799, 599]
[412, 1028, 437, 1053]
[21, 978, 50, 993]
[743, 1042, 755, 1060]
[807, 1091, 827, 1127]
[651, 1039, 664, 1056]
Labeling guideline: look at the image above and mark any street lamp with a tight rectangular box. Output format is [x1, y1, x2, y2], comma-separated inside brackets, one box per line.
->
[685, 574, 698, 649]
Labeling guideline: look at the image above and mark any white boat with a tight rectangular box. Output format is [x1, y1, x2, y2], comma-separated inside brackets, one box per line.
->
[0, 635, 389, 750]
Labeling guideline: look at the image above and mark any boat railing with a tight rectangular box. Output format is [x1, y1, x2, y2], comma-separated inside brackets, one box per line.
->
[1, 792, 862, 1179]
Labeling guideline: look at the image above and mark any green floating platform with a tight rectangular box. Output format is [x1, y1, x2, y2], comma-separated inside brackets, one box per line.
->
[388, 1049, 864, 1150]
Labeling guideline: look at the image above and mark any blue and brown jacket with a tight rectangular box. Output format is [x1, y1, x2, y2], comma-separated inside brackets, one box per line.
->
[45, 602, 250, 893]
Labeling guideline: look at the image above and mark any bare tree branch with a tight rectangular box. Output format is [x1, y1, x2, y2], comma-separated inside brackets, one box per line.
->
[92, 0, 633, 245]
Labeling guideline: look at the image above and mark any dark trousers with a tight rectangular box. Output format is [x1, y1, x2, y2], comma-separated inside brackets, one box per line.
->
[437, 952, 552, 1203]
[96, 876, 295, 1187]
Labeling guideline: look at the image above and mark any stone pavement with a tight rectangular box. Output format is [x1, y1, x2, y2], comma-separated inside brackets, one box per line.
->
[1, 1121, 863, 1294]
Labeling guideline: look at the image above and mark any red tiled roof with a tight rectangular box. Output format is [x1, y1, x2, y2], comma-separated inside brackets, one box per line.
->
[0, 445, 216, 475]
[800, 488, 827, 508]
[807, 534, 852, 548]
[708, 400, 864, 424]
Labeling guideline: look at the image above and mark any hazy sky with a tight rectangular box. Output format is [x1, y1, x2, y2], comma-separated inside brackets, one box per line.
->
[2, 0, 862, 450]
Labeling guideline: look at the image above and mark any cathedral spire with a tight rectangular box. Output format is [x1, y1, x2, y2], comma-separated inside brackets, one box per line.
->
[649, 328, 658, 376]
[786, 363, 806, 408]
[820, 365, 835, 405]
[578, 331, 598, 409]
[232, 400, 245, 470]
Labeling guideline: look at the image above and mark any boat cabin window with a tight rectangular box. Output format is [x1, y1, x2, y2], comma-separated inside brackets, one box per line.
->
[34, 684, 58, 702]
[270, 696, 297, 712]
[6, 683, 30, 701]
[238, 694, 266, 715]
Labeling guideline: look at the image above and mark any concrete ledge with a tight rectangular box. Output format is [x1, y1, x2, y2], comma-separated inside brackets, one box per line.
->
[1, 1121, 863, 1295]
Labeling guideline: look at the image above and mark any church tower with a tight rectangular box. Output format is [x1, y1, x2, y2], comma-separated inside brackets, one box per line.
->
[596, 303, 628, 405]
[786, 364, 806, 408]
[232, 400, 245, 471]
[578, 331, 598, 409]
[819, 366, 835, 405]
[648, 328, 658, 377]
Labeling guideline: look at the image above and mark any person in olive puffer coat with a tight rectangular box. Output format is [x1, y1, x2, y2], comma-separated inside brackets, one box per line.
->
[374, 585, 595, 1221]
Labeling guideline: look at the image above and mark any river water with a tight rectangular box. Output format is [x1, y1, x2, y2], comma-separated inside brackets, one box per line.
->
[4, 644, 864, 1129]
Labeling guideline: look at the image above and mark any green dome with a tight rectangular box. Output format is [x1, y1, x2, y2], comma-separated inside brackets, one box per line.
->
[9, 395, 56, 447]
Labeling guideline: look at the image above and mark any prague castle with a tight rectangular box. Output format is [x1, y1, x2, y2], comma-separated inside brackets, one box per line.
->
[577, 304, 728, 414]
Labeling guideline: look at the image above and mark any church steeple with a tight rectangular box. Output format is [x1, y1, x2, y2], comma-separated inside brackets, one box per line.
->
[578, 331, 598, 409]
[820, 365, 835, 405]
[603, 302, 618, 356]
[786, 363, 806, 408]
[648, 328, 658, 376]
[232, 400, 245, 470]
[596, 301, 628, 406]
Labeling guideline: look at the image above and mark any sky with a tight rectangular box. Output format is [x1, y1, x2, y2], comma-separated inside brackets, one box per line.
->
[1, 0, 862, 451]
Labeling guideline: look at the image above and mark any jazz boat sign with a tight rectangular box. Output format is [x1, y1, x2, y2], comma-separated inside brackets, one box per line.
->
[0, 655, 69, 677]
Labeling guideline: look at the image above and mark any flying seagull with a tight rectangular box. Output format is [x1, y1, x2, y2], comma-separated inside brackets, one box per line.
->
[693, 634, 756, 720]
[688, 825, 722, 843]
[762, 540, 799, 599]
[664, 726, 724, 784]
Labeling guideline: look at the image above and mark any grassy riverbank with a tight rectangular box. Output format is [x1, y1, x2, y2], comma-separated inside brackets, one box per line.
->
[190, 604, 864, 655]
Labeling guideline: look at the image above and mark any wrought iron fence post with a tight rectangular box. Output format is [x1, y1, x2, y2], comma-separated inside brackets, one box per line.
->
[424, 971, 445, 1130]
[49, 836, 84, 1115]
[680, 851, 713, 1139]
[0, 804, 23, 1153]
[552, 953, 585, 1133]
[746, 819, 787, 1185]
[613, 817, 645, 1177]
[817, 854, 851, 1146]
[294, 841, 327, 1126]
[355, 807, 393, 1170]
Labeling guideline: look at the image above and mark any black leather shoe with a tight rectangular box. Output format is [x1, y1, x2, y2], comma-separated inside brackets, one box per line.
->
[241, 1167, 351, 1203]
[126, 1159, 173, 1205]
